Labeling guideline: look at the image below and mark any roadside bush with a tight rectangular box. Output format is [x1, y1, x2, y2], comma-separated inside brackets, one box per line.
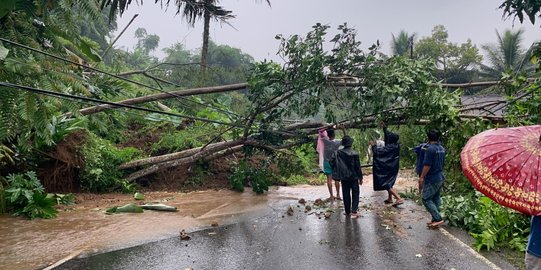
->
[442, 119, 493, 193]
[396, 125, 426, 169]
[185, 161, 210, 187]
[229, 159, 276, 194]
[442, 191, 529, 252]
[276, 143, 317, 177]
[282, 174, 326, 186]
[81, 133, 141, 192]
[5, 171, 57, 219]
[150, 124, 219, 154]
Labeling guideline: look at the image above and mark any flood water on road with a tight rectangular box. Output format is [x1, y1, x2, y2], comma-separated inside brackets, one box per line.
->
[52, 173, 517, 270]
[0, 189, 272, 270]
[0, 172, 421, 270]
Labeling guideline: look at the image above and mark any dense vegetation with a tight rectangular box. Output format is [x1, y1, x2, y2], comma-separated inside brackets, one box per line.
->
[0, 0, 540, 257]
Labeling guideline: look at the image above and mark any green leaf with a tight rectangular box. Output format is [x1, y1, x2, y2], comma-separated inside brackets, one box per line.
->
[0, 0, 16, 19]
[0, 43, 9, 60]
[134, 192, 144, 200]
[76, 39, 102, 62]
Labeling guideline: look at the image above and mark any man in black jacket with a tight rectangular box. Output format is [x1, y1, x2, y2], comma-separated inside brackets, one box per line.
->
[330, 136, 363, 218]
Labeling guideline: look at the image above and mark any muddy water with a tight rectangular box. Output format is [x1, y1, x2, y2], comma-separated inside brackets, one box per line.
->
[0, 189, 271, 270]
[0, 171, 418, 270]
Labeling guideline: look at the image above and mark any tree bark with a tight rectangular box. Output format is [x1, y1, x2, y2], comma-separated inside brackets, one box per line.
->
[200, 0, 211, 82]
[123, 139, 310, 182]
[118, 139, 245, 169]
[78, 83, 247, 115]
[124, 138, 246, 182]
[120, 111, 507, 183]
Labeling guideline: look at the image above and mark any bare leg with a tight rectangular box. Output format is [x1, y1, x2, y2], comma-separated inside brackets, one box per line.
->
[390, 188, 404, 205]
[335, 180, 341, 200]
[386, 190, 393, 202]
[327, 175, 334, 200]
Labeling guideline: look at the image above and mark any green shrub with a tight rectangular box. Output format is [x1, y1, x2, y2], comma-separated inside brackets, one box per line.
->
[5, 171, 57, 219]
[152, 130, 202, 154]
[81, 133, 141, 192]
[185, 161, 209, 187]
[442, 192, 529, 252]
[119, 180, 138, 194]
[276, 143, 317, 177]
[229, 169, 245, 192]
[283, 174, 326, 186]
[150, 124, 220, 154]
[47, 193, 75, 206]
[229, 159, 275, 194]
[286, 174, 309, 185]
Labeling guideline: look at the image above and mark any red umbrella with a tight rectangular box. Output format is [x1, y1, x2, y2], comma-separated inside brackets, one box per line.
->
[461, 125, 541, 216]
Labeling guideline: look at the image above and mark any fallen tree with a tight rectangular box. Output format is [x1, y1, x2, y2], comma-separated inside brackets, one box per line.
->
[78, 83, 248, 115]
[113, 24, 531, 184]
[120, 112, 507, 182]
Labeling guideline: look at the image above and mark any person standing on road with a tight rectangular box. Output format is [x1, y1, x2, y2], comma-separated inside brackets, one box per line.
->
[329, 136, 363, 218]
[318, 128, 342, 201]
[526, 216, 541, 270]
[418, 129, 446, 228]
[371, 125, 404, 206]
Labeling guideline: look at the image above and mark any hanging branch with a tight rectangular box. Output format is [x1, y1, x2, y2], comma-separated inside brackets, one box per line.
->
[78, 83, 248, 115]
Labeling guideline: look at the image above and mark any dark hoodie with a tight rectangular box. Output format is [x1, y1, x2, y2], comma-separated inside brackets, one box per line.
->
[329, 137, 362, 182]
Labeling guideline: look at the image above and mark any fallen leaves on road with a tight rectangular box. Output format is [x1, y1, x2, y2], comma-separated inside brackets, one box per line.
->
[287, 206, 294, 216]
[179, 229, 191, 240]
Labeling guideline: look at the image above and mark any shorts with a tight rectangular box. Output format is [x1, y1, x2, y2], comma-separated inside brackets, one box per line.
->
[323, 161, 333, 176]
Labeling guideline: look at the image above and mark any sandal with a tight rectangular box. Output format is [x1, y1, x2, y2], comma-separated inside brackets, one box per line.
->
[392, 200, 404, 206]
[335, 197, 342, 201]
[384, 199, 393, 204]
[427, 220, 444, 228]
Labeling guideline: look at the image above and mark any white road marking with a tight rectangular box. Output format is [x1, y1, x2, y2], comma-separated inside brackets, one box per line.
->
[43, 249, 84, 270]
[438, 227, 502, 270]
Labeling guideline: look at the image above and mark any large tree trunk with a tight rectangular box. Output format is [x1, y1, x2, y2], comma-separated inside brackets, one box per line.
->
[119, 139, 246, 170]
[122, 139, 310, 183]
[124, 139, 246, 182]
[78, 83, 247, 115]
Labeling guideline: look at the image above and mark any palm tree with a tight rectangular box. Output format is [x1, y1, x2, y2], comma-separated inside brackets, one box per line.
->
[480, 29, 533, 79]
[100, 0, 269, 81]
[198, 0, 270, 81]
[391, 30, 415, 57]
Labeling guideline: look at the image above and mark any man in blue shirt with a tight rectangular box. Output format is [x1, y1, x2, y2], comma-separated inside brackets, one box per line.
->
[526, 216, 541, 270]
[418, 129, 446, 228]
[414, 142, 428, 176]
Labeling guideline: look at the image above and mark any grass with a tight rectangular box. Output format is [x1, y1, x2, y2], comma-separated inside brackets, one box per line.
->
[282, 174, 327, 186]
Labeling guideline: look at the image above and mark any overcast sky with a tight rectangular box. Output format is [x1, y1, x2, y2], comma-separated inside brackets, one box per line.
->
[114, 0, 540, 62]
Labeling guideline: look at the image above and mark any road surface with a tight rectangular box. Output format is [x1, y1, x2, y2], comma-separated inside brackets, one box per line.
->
[54, 183, 517, 270]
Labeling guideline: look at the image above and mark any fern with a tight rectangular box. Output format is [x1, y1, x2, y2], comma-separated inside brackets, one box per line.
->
[0, 87, 18, 141]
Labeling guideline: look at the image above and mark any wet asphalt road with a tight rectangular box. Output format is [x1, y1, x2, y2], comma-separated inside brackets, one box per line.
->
[54, 186, 517, 270]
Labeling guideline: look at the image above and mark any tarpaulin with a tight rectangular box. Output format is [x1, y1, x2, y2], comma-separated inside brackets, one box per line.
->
[372, 132, 400, 191]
